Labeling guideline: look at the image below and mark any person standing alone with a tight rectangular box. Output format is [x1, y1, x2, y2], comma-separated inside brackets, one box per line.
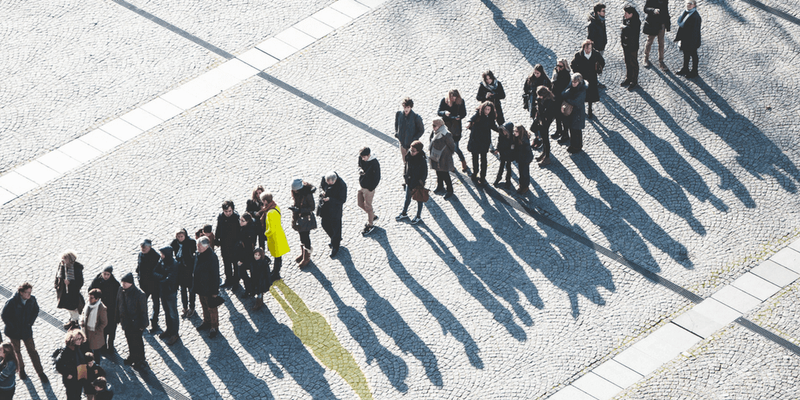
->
[2, 283, 48, 384]
[357, 148, 380, 235]
[620, 4, 642, 90]
[674, 0, 701, 78]
[395, 98, 424, 162]
[642, 0, 671, 70]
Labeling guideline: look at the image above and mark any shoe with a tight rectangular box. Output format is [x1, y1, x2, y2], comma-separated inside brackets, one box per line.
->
[597, 82, 606, 89]
[373, 215, 379, 222]
[410, 217, 422, 225]
[558, 138, 570, 145]
[516, 187, 529, 195]
[395, 213, 409, 222]
[538, 156, 551, 167]
[181, 309, 188, 318]
[167, 335, 179, 346]
[63, 321, 77, 330]
[186, 308, 195, 318]
[620, 80, 631, 87]
[330, 247, 339, 258]
[550, 133, 561, 139]
[627, 83, 638, 91]
[643, 59, 651, 68]
[686, 71, 698, 78]
[149, 324, 161, 335]
[477, 178, 486, 186]
[19, 372, 28, 381]
[299, 247, 312, 267]
[124, 358, 134, 366]
[294, 252, 303, 263]
[444, 192, 454, 200]
[197, 322, 212, 331]
[492, 179, 502, 187]
[587, 112, 594, 119]
[133, 361, 148, 370]
[659, 61, 669, 71]
[159, 332, 169, 339]
[209, 328, 218, 339]
[362, 224, 375, 235]
[460, 160, 469, 172]
[39, 374, 49, 384]
[252, 298, 264, 311]
[676, 69, 689, 76]
[433, 186, 445, 195]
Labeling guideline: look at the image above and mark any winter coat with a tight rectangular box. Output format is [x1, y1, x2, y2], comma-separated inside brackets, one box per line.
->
[621, 11, 642, 50]
[318, 173, 347, 220]
[80, 302, 108, 350]
[152, 248, 178, 296]
[192, 248, 220, 297]
[0, 358, 16, 392]
[238, 221, 257, 251]
[437, 98, 467, 140]
[358, 156, 381, 191]
[562, 82, 588, 130]
[477, 80, 506, 124]
[215, 211, 240, 249]
[552, 68, 571, 104]
[83, 364, 106, 395]
[571, 50, 605, 103]
[136, 249, 160, 295]
[89, 274, 120, 330]
[523, 74, 552, 118]
[56, 262, 84, 311]
[674, 9, 701, 50]
[170, 237, 196, 288]
[291, 184, 317, 233]
[587, 12, 608, 51]
[55, 345, 87, 384]
[495, 130, 514, 162]
[514, 134, 534, 165]
[467, 112, 500, 154]
[235, 239, 253, 272]
[428, 128, 456, 172]
[2, 292, 39, 340]
[395, 110, 424, 149]
[249, 257, 272, 294]
[643, 0, 671, 35]
[117, 284, 147, 331]
[536, 96, 557, 126]
[403, 151, 428, 188]
[265, 207, 290, 258]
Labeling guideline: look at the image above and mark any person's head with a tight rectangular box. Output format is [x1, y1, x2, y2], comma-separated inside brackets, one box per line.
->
[291, 178, 303, 192]
[360, 147, 371, 162]
[402, 97, 414, 115]
[254, 248, 264, 260]
[240, 213, 253, 227]
[102, 266, 113, 281]
[482, 70, 496, 85]
[582, 39, 594, 53]
[222, 200, 235, 217]
[409, 140, 424, 156]
[60, 251, 77, 266]
[260, 192, 273, 205]
[594, 3, 606, 16]
[537, 85, 554, 100]
[176, 228, 188, 243]
[479, 101, 495, 117]
[571, 73, 584, 86]
[514, 125, 530, 140]
[88, 288, 102, 304]
[533, 63, 546, 79]
[18, 282, 33, 300]
[64, 329, 85, 347]
[447, 89, 463, 105]
[0, 342, 17, 371]
[325, 172, 338, 186]
[252, 185, 265, 202]
[140, 239, 152, 254]
[85, 352, 95, 367]
[502, 122, 514, 137]
[685, 0, 696, 9]
[197, 236, 210, 253]
[93, 377, 108, 392]
[203, 224, 213, 234]
[121, 272, 134, 289]
[432, 117, 445, 131]
[556, 58, 571, 73]
[623, 3, 636, 17]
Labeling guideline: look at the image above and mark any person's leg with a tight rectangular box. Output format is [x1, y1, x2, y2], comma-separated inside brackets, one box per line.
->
[199, 296, 211, 326]
[453, 139, 466, 163]
[209, 301, 219, 330]
[23, 337, 44, 377]
[107, 329, 116, 350]
[166, 293, 179, 336]
[681, 50, 690, 73]
[132, 328, 145, 362]
[357, 188, 366, 213]
[518, 162, 530, 191]
[471, 151, 479, 177]
[657, 28, 666, 64]
[272, 256, 283, 281]
[300, 231, 311, 250]
[321, 217, 333, 243]
[10, 338, 24, 377]
[568, 129, 583, 153]
[443, 171, 454, 194]
[494, 160, 505, 184]
[149, 292, 160, 330]
[415, 199, 424, 219]
[631, 49, 640, 84]
[479, 152, 488, 181]
[504, 160, 513, 183]
[690, 48, 699, 74]
[332, 217, 342, 249]
[435, 170, 445, 191]
[644, 34, 656, 64]
[363, 189, 375, 225]
[65, 380, 83, 400]
[400, 146, 408, 162]
[180, 285, 188, 311]
[402, 185, 413, 215]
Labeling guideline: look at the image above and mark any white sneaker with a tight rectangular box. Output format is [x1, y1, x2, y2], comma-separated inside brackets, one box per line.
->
[410, 217, 422, 225]
[395, 214, 409, 221]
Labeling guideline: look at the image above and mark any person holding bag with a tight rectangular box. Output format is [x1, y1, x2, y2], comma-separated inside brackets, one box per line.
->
[429, 118, 456, 200]
[55, 251, 85, 330]
[55, 330, 88, 400]
[396, 140, 428, 225]
[289, 179, 317, 267]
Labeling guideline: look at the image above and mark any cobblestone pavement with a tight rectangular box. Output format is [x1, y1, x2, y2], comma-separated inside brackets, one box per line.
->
[2, 0, 800, 398]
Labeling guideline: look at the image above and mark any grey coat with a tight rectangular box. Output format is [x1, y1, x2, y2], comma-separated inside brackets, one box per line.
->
[429, 128, 456, 172]
[562, 82, 588, 130]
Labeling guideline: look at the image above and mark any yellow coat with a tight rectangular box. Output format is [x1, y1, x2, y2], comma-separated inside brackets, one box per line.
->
[265, 206, 290, 258]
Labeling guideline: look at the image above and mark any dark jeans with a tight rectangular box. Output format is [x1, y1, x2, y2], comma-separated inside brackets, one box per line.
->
[554, 114, 567, 137]
[144, 290, 160, 324]
[271, 256, 283, 281]
[321, 216, 342, 248]
[471, 151, 488, 180]
[567, 129, 583, 153]
[221, 247, 237, 283]
[180, 283, 196, 310]
[10, 337, 44, 376]
[624, 48, 639, 84]
[124, 327, 145, 362]
[518, 161, 531, 190]
[435, 170, 453, 193]
[104, 328, 117, 350]
[299, 231, 311, 249]
[0, 387, 15, 400]
[682, 48, 699, 73]
[161, 291, 179, 337]
[453, 138, 466, 163]
[539, 121, 552, 158]
[401, 185, 424, 218]
[495, 160, 513, 183]
[64, 379, 83, 400]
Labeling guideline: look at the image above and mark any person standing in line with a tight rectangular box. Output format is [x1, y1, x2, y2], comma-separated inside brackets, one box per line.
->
[318, 172, 347, 258]
[642, 0, 671, 70]
[674, 0, 701, 78]
[88, 267, 119, 355]
[396, 140, 428, 225]
[1, 283, 48, 384]
[236, 214, 257, 296]
[136, 239, 161, 334]
[117, 273, 147, 368]
[152, 247, 179, 346]
[620, 4, 642, 89]
[246, 186, 266, 249]
[513, 125, 535, 194]
[193, 237, 221, 338]
[395, 97, 424, 162]
[170, 229, 196, 319]
[357, 148, 381, 235]
[249, 248, 271, 311]
[261, 193, 291, 279]
[55, 251, 84, 330]
[466, 101, 501, 185]
[54, 330, 88, 399]
[477, 70, 506, 125]
[83, 352, 106, 400]
[523, 64, 551, 143]
[289, 179, 317, 264]
[0, 341, 19, 399]
[562, 73, 588, 154]
[493, 122, 514, 188]
[216, 200, 240, 289]
[429, 118, 456, 200]
[550, 59, 572, 142]
[91, 377, 113, 400]
[571, 39, 605, 119]
[437, 90, 468, 173]
[534, 86, 557, 166]
[587, 3, 608, 88]
[80, 289, 107, 359]
[201, 225, 215, 249]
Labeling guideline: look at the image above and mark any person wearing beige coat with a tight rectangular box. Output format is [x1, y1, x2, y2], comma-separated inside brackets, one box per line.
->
[81, 289, 108, 356]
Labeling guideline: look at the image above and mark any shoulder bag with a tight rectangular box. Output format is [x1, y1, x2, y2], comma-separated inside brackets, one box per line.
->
[561, 101, 573, 117]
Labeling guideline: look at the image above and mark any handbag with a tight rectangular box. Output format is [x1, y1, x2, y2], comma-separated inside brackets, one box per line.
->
[411, 186, 430, 202]
[294, 213, 317, 232]
[561, 101, 573, 117]
[429, 143, 444, 162]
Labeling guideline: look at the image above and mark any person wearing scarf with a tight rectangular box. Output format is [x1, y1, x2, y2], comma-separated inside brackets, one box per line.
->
[570, 39, 605, 119]
[261, 192, 290, 280]
[81, 289, 108, 359]
[56, 251, 84, 330]
[674, 0, 701, 78]
[476, 70, 506, 125]
[429, 118, 456, 199]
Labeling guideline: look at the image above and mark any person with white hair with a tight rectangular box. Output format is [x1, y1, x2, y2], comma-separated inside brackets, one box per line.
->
[318, 172, 347, 258]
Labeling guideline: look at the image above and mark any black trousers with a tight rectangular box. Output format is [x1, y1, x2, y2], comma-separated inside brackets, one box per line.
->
[682, 48, 699, 73]
[495, 160, 513, 183]
[64, 379, 83, 400]
[221, 246, 237, 283]
[298, 231, 311, 249]
[321, 216, 342, 248]
[124, 327, 145, 362]
[518, 161, 531, 190]
[180, 283, 196, 310]
[144, 290, 160, 324]
[567, 129, 583, 153]
[271, 256, 283, 281]
[471, 151, 488, 180]
[539, 121, 552, 159]
[435, 170, 453, 193]
[624, 48, 639, 84]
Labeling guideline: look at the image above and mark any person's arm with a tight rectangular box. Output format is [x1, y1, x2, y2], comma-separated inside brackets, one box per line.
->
[0, 359, 15, 381]
[437, 99, 450, 119]
[31, 297, 40, 325]
[394, 111, 400, 137]
[445, 133, 456, 152]
[98, 305, 108, 333]
[457, 102, 467, 120]
[495, 81, 506, 100]
[476, 85, 487, 101]
[413, 114, 424, 141]
[570, 54, 579, 73]
[137, 294, 148, 330]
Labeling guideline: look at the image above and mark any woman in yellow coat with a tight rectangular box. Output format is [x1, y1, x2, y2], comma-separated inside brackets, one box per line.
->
[260, 192, 290, 281]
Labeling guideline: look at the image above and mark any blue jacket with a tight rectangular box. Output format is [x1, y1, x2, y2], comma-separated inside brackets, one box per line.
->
[0, 359, 16, 391]
[563, 82, 588, 130]
[2, 293, 39, 340]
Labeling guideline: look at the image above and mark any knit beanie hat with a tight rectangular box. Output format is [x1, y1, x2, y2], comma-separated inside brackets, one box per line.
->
[103, 265, 113, 273]
[121, 272, 134, 284]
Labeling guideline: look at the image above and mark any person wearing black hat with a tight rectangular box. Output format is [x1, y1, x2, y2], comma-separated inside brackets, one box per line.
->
[152, 247, 179, 345]
[116, 273, 147, 369]
[89, 266, 120, 354]
[92, 377, 113, 400]
[136, 239, 161, 334]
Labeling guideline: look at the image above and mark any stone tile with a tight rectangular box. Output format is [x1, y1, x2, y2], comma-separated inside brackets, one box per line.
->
[58, 138, 102, 164]
[0, 171, 38, 196]
[672, 299, 741, 338]
[710, 285, 762, 314]
[790, 239, 800, 253]
[161, 78, 220, 110]
[355, 0, 387, 8]
[14, 160, 60, 186]
[293, 16, 335, 40]
[329, 0, 370, 19]
[613, 346, 662, 377]
[571, 372, 622, 400]
[548, 385, 596, 400]
[140, 97, 185, 120]
[275, 26, 317, 51]
[0, 187, 15, 205]
[592, 359, 643, 389]
[36, 149, 82, 174]
[631, 323, 702, 365]
[750, 260, 799, 287]
[770, 248, 800, 274]
[194, 59, 259, 96]
[312, 7, 352, 29]
[731, 272, 782, 301]
[119, 108, 164, 132]
[256, 37, 298, 60]
[80, 129, 124, 153]
[99, 118, 144, 142]
[237, 48, 279, 70]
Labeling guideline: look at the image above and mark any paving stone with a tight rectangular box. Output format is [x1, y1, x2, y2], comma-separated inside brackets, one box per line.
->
[571, 371, 622, 400]
[58, 138, 102, 164]
[80, 129, 125, 153]
[613, 346, 662, 377]
[256, 37, 299, 60]
[0, 187, 15, 205]
[548, 385, 596, 400]
[591, 359, 643, 389]
[672, 299, 741, 338]
[294, 16, 336, 39]
[329, 0, 370, 19]
[36, 149, 82, 174]
[0, 171, 38, 196]
[710, 285, 762, 314]
[100, 118, 145, 142]
[770, 247, 800, 274]
[311, 7, 352, 29]
[13, 160, 61, 186]
[237, 48, 280, 71]
[789, 239, 800, 253]
[120, 108, 165, 132]
[749, 260, 799, 287]
[275, 26, 317, 51]
[629, 323, 702, 366]
[731, 273, 782, 301]
[140, 97, 185, 120]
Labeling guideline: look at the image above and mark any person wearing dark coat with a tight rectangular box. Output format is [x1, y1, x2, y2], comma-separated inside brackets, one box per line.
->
[429, 119, 457, 199]
[476, 70, 506, 125]
[534, 86, 557, 166]
[437, 90, 469, 172]
[55, 330, 89, 400]
[82, 352, 105, 400]
[246, 186, 266, 249]
[192, 237, 221, 338]
[249, 248, 272, 311]
[170, 229, 196, 318]
[642, 0, 671, 69]
[357, 148, 380, 235]
[523, 64, 552, 136]
[620, 4, 642, 89]
[570, 40, 605, 119]
[319, 172, 347, 258]
[135, 239, 161, 334]
[117, 273, 147, 368]
[562, 74, 589, 154]
[0, 341, 19, 397]
[89, 266, 120, 354]
[2, 283, 48, 383]
[551, 59, 572, 140]
[235, 214, 257, 295]
[395, 97, 425, 162]
[493, 122, 515, 187]
[513, 125, 535, 194]
[152, 247, 179, 345]
[587, 3, 608, 88]
[92, 377, 114, 400]
[396, 141, 428, 225]
[290, 179, 318, 264]
[215, 200, 241, 289]
[55, 251, 85, 329]
[466, 101, 502, 185]
[674, 0, 701, 78]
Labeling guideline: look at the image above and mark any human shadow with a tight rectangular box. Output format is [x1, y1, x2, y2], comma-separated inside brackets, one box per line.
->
[142, 331, 221, 399]
[21, 376, 59, 400]
[480, 0, 557, 68]
[310, 267, 411, 393]
[333, 247, 444, 387]
[736, 0, 800, 26]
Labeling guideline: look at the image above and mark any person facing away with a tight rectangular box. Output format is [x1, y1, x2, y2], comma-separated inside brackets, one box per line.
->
[192, 236, 221, 339]
[152, 247, 179, 346]
[55, 250, 84, 330]
[215, 200, 241, 289]
[116, 273, 147, 369]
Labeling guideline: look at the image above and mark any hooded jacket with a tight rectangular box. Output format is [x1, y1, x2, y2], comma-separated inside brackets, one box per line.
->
[89, 272, 120, 330]
[2, 292, 39, 340]
[587, 11, 608, 51]
[359, 154, 381, 191]
[152, 247, 178, 295]
[117, 283, 147, 331]
[291, 183, 317, 232]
